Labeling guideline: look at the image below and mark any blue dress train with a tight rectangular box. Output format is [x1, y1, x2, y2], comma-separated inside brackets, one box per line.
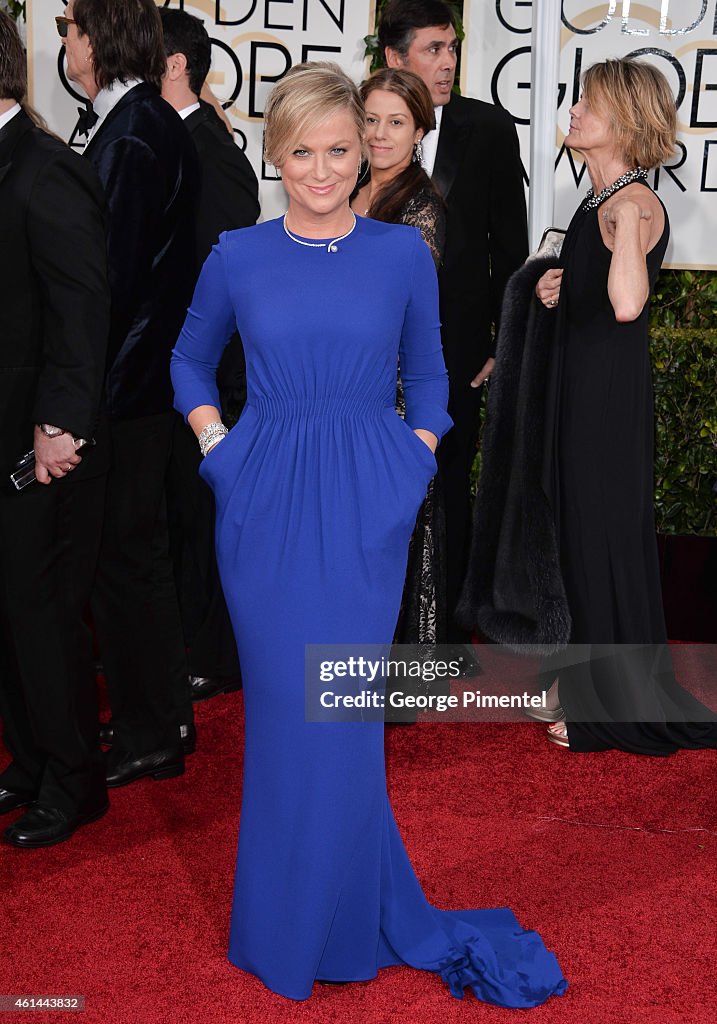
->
[171, 216, 567, 1004]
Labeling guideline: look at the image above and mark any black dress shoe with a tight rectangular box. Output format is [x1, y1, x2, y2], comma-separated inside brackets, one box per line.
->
[189, 674, 242, 702]
[0, 787, 35, 815]
[3, 800, 109, 848]
[100, 723, 195, 755]
[179, 722, 196, 756]
[105, 746, 185, 788]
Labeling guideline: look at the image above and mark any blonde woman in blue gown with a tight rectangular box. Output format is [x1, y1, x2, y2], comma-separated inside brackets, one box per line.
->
[171, 62, 566, 1005]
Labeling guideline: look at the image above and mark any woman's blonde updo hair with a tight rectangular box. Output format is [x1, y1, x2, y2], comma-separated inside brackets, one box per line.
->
[582, 58, 677, 169]
[263, 61, 365, 168]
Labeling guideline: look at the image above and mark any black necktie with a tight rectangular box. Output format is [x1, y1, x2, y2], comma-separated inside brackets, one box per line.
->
[77, 105, 99, 138]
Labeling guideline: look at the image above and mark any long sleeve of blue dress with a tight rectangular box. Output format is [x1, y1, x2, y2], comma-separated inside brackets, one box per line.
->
[398, 229, 453, 441]
[172, 225, 453, 443]
[171, 242, 235, 420]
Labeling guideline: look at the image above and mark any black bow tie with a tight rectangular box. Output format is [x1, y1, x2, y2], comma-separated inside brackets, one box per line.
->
[77, 105, 99, 138]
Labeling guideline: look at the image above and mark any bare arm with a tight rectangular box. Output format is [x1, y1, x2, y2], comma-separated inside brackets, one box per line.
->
[200, 83, 234, 137]
[603, 192, 663, 322]
[188, 405, 222, 437]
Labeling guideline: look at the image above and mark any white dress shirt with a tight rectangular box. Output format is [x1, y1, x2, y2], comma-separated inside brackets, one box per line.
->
[86, 78, 144, 144]
[0, 103, 21, 133]
[177, 102, 201, 121]
[421, 104, 444, 179]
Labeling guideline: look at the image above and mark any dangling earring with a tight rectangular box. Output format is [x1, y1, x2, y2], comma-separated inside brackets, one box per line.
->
[413, 139, 424, 164]
[356, 158, 370, 186]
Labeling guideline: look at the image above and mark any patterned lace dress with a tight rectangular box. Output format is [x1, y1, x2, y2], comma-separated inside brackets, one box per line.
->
[394, 189, 448, 646]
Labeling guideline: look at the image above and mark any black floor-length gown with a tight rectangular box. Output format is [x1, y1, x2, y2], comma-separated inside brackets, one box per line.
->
[547, 180, 717, 754]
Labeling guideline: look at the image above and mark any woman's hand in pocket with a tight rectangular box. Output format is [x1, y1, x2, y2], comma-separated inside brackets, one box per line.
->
[414, 428, 438, 455]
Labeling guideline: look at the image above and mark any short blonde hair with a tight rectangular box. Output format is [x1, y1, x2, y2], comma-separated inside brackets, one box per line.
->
[263, 62, 365, 167]
[582, 58, 677, 169]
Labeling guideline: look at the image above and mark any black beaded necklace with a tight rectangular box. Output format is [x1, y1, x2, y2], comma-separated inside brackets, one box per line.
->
[581, 166, 649, 212]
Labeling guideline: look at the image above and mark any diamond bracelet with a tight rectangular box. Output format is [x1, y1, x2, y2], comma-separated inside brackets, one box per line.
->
[198, 421, 229, 457]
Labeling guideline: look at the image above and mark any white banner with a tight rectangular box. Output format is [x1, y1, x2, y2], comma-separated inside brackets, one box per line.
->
[464, 0, 717, 269]
[28, 0, 376, 220]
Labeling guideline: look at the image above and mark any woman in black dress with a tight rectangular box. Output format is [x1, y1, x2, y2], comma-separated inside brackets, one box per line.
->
[535, 58, 717, 754]
[352, 69, 447, 645]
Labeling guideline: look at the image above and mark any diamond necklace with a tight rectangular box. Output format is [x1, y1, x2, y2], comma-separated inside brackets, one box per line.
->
[581, 167, 648, 211]
[282, 211, 357, 253]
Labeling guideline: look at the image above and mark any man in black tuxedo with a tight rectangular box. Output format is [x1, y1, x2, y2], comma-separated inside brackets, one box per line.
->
[159, 8, 260, 703]
[62, 0, 199, 787]
[380, 0, 529, 642]
[0, 11, 110, 847]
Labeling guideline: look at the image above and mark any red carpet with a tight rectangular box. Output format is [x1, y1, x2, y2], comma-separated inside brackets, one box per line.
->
[2, 691, 716, 1024]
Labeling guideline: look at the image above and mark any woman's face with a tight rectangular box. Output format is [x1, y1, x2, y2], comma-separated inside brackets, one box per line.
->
[565, 93, 615, 156]
[364, 89, 422, 176]
[278, 109, 362, 223]
[62, 0, 95, 94]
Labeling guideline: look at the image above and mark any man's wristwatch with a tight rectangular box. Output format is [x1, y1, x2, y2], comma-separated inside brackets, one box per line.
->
[38, 424, 66, 438]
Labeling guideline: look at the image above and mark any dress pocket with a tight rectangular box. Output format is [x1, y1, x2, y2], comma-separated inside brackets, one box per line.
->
[198, 432, 229, 481]
[399, 418, 438, 476]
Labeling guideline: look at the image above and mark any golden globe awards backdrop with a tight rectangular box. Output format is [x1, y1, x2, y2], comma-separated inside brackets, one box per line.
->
[464, 0, 717, 269]
[27, 0, 375, 219]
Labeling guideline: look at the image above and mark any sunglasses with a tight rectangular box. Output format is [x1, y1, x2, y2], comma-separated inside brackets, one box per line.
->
[55, 15, 76, 38]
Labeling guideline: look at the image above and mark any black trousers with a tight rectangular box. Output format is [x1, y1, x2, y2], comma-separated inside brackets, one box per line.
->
[90, 414, 192, 756]
[0, 474, 106, 815]
[437, 381, 483, 642]
[167, 414, 241, 679]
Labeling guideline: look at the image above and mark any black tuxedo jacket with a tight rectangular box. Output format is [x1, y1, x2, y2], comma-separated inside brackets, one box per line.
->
[84, 83, 198, 420]
[433, 93, 528, 381]
[184, 101, 260, 399]
[184, 100, 260, 269]
[0, 110, 109, 483]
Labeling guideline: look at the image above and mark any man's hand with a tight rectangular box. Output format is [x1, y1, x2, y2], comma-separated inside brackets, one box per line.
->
[33, 426, 82, 485]
[470, 357, 495, 389]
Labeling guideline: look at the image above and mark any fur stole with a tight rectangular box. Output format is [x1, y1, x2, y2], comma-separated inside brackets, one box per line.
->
[455, 256, 572, 653]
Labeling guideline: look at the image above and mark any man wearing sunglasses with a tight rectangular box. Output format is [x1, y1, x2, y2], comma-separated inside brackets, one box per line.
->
[58, 0, 200, 791]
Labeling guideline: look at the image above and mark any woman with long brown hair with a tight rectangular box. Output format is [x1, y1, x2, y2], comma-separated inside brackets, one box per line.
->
[354, 68, 444, 266]
[353, 69, 448, 648]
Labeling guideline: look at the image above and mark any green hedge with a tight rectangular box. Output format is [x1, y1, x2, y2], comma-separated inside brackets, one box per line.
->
[2, 2, 25, 20]
[650, 269, 717, 536]
[652, 326, 717, 536]
[469, 297, 717, 537]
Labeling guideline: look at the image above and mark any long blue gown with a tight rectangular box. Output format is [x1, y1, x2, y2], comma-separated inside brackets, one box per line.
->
[171, 215, 567, 1005]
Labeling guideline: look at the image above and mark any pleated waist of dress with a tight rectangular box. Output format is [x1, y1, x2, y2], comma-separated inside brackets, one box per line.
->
[247, 395, 393, 420]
